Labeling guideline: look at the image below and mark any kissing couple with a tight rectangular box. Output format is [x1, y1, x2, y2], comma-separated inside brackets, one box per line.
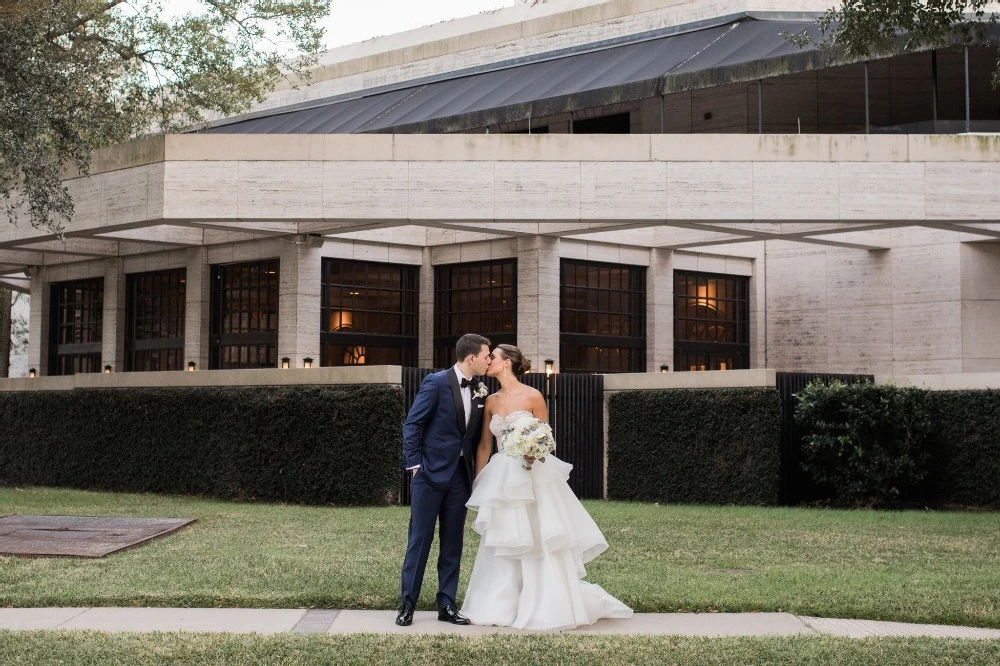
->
[397, 333, 632, 631]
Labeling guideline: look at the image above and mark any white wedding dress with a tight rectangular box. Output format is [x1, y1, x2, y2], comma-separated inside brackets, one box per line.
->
[461, 410, 633, 630]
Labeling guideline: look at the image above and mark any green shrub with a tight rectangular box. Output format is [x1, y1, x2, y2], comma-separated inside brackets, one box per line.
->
[0, 385, 405, 506]
[607, 388, 781, 505]
[794, 380, 932, 507]
[925, 390, 1000, 508]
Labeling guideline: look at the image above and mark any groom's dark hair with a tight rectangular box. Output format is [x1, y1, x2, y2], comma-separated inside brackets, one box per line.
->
[456, 333, 491, 363]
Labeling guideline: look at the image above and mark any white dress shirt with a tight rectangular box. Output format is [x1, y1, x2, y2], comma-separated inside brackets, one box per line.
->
[454, 364, 473, 425]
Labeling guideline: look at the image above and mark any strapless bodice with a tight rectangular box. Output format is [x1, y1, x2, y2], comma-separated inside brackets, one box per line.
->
[489, 409, 534, 445]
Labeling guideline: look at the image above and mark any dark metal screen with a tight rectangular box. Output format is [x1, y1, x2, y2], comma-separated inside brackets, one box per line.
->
[209, 260, 279, 369]
[125, 269, 186, 372]
[776, 371, 874, 505]
[320, 258, 418, 367]
[560, 259, 646, 373]
[399, 368, 604, 504]
[48, 277, 103, 376]
[433, 260, 517, 367]
[674, 270, 750, 372]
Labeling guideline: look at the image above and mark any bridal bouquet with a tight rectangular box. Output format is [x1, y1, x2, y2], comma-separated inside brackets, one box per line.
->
[500, 414, 555, 470]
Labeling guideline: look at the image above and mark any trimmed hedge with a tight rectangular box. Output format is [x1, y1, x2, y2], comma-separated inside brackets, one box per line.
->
[926, 390, 1000, 509]
[0, 385, 405, 506]
[794, 380, 933, 507]
[607, 388, 781, 505]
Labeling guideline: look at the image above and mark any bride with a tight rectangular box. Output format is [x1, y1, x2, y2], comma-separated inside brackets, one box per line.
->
[460, 344, 633, 630]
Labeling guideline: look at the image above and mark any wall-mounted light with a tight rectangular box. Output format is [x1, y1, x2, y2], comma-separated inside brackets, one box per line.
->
[28, 368, 36, 378]
[281, 357, 290, 369]
[303, 357, 313, 369]
[544, 359, 554, 377]
[187, 361, 197, 372]
[660, 365, 669, 373]
[104, 365, 112, 374]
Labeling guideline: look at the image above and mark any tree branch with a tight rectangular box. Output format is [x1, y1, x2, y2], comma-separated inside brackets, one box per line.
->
[44, 0, 129, 42]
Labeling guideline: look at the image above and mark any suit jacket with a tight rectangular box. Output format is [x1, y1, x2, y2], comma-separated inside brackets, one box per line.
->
[402, 369, 485, 489]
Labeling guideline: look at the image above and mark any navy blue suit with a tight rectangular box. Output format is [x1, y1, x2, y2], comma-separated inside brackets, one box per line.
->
[400, 368, 484, 608]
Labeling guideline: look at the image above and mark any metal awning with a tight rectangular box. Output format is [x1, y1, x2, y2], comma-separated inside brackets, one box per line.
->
[205, 17, 828, 136]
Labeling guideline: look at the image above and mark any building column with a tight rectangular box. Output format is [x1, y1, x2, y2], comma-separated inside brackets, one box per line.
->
[27, 267, 48, 376]
[418, 246, 434, 368]
[517, 235, 560, 371]
[184, 247, 211, 371]
[646, 248, 674, 372]
[278, 241, 321, 368]
[101, 258, 126, 371]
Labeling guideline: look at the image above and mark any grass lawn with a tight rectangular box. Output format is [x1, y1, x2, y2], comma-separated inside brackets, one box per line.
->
[1, 486, 998, 628]
[1, 632, 999, 666]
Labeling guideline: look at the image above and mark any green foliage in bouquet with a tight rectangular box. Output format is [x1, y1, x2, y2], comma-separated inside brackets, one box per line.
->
[0, 384, 404, 506]
[794, 380, 933, 507]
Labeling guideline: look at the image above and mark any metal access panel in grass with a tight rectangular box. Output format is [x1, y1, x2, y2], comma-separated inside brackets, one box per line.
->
[0, 515, 196, 557]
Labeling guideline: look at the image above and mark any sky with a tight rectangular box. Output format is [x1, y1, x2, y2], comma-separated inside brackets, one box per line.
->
[165, 0, 524, 51]
[322, 0, 522, 48]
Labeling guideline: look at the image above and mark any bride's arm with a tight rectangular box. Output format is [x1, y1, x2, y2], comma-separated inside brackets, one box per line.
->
[530, 388, 548, 422]
[474, 398, 494, 477]
[524, 389, 549, 465]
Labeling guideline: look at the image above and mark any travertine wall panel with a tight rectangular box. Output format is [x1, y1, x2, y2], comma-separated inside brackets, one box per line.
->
[163, 162, 238, 219]
[961, 301, 1000, 371]
[666, 162, 752, 220]
[753, 162, 840, 220]
[767, 309, 829, 371]
[580, 162, 666, 220]
[517, 236, 560, 371]
[184, 247, 210, 371]
[238, 162, 323, 219]
[890, 243, 960, 305]
[825, 305, 893, 375]
[323, 162, 408, 219]
[891, 301, 962, 363]
[103, 168, 151, 227]
[495, 162, 580, 220]
[838, 163, 926, 220]
[825, 247, 891, 307]
[419, 247, 433, 367]
[407, 162, 494, 219]
[925, 163, 1000, 220]
[278, 243, 322, 367]
[646, 248, 673, 371]
[960, 242, 1000, 371]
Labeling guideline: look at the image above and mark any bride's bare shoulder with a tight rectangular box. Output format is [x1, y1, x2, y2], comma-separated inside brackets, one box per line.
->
[523, 384, 543, 400]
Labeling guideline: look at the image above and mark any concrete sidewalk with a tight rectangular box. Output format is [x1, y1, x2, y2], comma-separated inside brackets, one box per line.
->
[1, 608, 999, 639]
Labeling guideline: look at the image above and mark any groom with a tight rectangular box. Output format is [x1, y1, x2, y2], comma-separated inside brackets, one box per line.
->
[397, 333, 492, 627]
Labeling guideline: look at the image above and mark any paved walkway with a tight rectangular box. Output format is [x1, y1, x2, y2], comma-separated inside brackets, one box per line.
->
[1, 608, 999, 639]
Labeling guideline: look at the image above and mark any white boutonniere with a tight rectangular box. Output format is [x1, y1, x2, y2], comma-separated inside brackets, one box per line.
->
[473, 382, 489, 399]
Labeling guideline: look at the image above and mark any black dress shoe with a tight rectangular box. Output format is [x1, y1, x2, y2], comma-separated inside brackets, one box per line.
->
[396, 604, 415, 626]
[438, 604, 471, 625]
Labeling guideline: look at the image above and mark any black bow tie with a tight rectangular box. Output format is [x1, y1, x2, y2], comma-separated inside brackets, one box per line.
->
[461, 378, 473, 389]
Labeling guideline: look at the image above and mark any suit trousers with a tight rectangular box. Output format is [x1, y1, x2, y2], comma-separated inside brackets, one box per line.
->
[400, 463, 471, 608]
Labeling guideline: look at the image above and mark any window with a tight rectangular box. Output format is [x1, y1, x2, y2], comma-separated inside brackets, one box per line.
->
[674, 271, 750, 371]
[48, 277, 103, 375]
[321, 259, 419, 367]
[560, 259, 646, 373]
[434, 259, 517, 368]
[125, 269, 185, 371]
[572, 112, 631, 134]
[209, 260, 279, 369]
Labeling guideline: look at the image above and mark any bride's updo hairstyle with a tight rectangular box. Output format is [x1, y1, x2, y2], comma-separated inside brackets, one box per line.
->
[496, 344, 532, 376]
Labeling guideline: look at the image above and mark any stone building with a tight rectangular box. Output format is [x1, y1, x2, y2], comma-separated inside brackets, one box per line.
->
[1, 0, 999, 379]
